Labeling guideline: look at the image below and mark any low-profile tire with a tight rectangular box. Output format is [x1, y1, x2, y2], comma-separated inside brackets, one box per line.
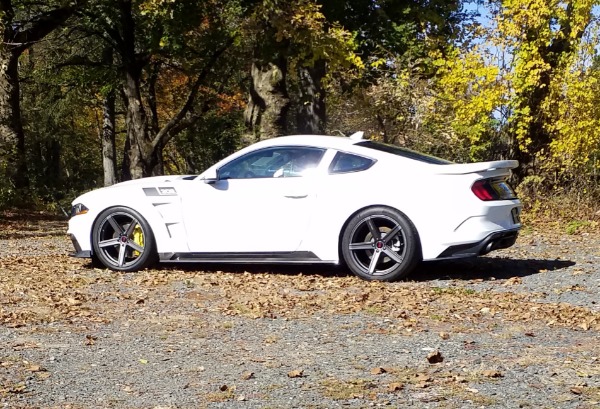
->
[341, 206, 420, 281]
[91, 206, 158, 272]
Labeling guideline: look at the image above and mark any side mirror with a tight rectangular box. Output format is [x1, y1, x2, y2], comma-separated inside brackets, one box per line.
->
[201, 169, 219, 184]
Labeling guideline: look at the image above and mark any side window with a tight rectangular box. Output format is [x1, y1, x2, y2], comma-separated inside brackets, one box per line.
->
[218, 147, 325, 179]
[329, 152, 375, 174]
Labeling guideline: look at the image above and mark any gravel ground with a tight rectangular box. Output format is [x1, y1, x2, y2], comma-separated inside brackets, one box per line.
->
[1, 217, 599, 409]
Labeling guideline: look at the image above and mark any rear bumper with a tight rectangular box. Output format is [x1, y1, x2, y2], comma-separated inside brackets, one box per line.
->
[436, 229, 519, 259]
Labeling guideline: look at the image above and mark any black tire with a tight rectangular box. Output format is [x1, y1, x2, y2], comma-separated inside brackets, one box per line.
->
[341, 206, 420, 281]
[91, 206, 158, 272]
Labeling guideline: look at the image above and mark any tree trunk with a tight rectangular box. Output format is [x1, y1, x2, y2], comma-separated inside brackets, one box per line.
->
[101, 88, 118, 186]
[0, 48, 28, 189]
[244, 56, 290, 143]
[0, 1, 76, 194]
[296, 59, 326, 134]
[122, 68, 155, 179]
[101, 47, 118, 186]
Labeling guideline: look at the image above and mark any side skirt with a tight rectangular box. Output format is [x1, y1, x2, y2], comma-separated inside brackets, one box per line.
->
[158, 251, 335, 264]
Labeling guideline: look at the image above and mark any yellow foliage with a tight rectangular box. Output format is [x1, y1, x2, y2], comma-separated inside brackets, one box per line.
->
[435, 46, 505, 159]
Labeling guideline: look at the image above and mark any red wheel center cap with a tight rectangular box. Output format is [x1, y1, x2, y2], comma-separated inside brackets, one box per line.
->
[120, 236, 128, 243]
[376, 241, 384, 249]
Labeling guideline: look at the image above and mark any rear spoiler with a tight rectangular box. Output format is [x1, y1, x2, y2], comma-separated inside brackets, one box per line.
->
[434, 160, 519, 175]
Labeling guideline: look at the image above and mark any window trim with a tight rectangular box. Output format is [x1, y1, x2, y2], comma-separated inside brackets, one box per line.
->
[328, 150, 376, 175]
[356, 140, 452, 165]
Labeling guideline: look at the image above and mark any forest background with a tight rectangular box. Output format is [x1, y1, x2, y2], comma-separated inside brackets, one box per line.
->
[0, 0, 599, 224]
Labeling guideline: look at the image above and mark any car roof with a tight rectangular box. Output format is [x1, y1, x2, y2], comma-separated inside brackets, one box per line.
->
[253, 134, 363, 151]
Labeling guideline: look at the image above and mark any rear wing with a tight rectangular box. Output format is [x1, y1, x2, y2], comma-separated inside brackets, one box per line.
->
[433, 160, 518, 175]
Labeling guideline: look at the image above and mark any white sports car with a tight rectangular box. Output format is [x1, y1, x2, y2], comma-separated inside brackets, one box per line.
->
[68, 133, 522, 281]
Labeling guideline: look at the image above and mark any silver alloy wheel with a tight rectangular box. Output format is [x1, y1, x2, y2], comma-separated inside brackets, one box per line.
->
[347, 215, 407, 276]
[95, 212, 146, 268]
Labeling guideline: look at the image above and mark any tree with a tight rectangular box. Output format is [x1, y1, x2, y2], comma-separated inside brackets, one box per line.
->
[74, 0, 241, 179]
[497, 0, 596, 179]
[244, 0, 362, 142]
[0, 1, 78, 195]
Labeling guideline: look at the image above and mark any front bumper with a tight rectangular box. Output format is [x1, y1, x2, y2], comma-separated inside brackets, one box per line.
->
[69, 234, 92, 258]
[436, 229, 519, 259]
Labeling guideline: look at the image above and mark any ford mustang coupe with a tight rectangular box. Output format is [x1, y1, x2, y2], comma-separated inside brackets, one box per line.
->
[68, 133, 522, 281]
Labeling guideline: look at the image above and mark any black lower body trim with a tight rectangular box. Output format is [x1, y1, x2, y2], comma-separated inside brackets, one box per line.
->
[69, 250, 92, 258]
[436, 229, 519, 259]
[159, 251, 327, 264]
[68, 234, 92, 258]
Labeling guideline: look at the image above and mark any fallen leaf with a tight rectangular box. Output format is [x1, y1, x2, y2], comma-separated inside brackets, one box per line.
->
[287, 369, 304, 378]
[388, 382, 404, 392]
[482, 370, 503, 378]
[503, 277, 522, 286]
[241, 371, 254, 380]
[220, 384, 229, 391]
[570, 387, 583, 395]
[139, 359, 148, 364]
[370, 367, 386, 375]
[27, 365, 45, 372]
[439, 332, 450, 340]
[427, 350, 444, 364]
[415, 373, 432, 382]
[85, 335, 97, 346]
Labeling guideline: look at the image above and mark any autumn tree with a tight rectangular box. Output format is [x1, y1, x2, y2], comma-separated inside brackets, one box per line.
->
[244, 0, 362, 142]
[498, 0, 597, 180]
[71, 0, 242, 179]
[324, 0, 467, 149]
[0, 0, 79, 200]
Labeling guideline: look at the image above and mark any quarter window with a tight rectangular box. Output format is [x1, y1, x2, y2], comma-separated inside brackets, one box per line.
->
[218, 147, 325, 179]
[329, 152, 375, 174]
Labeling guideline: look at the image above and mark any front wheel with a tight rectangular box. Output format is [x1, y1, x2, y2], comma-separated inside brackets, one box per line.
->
[341, 207, 419, 281]
[92, 207, 158, 272]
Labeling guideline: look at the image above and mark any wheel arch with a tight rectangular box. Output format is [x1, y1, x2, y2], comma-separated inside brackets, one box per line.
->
[337, 204, 423, 264]
[89, 204, 160, 257]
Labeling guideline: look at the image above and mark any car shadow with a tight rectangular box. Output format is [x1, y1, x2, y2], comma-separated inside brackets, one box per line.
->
[412, 256, 575, 282]
[154, 256, 575, 282]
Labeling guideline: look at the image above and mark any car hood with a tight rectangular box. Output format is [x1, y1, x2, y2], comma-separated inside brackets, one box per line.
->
[71, 175, 195, 205]
[107, 175, 193, 188]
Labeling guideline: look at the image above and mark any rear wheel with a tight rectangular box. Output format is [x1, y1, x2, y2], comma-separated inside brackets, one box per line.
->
[341, 207, 419, 281]
[92, 207, 157, 272]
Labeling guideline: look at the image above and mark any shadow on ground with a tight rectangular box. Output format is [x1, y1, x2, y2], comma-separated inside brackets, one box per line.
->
[414, 256, 575, 281]
[132, 255, 575, 282]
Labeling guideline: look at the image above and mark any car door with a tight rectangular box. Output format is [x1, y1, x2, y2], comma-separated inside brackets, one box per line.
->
[181, 146, 326, 253]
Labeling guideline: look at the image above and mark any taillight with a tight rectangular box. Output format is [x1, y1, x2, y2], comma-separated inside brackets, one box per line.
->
[471, 179, 516, 201]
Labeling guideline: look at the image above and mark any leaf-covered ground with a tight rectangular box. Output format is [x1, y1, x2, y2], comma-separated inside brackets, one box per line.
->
[1, 213, 599, 408]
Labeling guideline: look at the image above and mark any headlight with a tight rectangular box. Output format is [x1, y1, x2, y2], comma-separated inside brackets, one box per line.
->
[71, 203, 89, 218]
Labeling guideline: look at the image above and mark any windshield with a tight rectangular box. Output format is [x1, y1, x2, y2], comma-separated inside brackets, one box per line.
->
[356, 141, 452, 165]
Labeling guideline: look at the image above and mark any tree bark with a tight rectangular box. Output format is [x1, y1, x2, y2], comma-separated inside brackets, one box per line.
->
[101, 89, 117, 186]
[296, 59, 326, 134]
[100, 47, 118, 186]
[0, 48, 28, 189]
[244, 56, 290, 143]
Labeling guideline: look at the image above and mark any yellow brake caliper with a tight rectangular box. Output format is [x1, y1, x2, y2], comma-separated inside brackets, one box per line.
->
[132, 224, 144, 257]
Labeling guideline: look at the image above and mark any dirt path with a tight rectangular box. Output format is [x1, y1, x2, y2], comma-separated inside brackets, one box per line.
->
[1, 215, 599, 408]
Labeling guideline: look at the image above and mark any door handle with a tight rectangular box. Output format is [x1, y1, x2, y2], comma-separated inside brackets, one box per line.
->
[284, 194, 308, 199]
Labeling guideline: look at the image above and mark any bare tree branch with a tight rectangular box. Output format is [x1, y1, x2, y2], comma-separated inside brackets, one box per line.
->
[151, 38, 234, 149]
